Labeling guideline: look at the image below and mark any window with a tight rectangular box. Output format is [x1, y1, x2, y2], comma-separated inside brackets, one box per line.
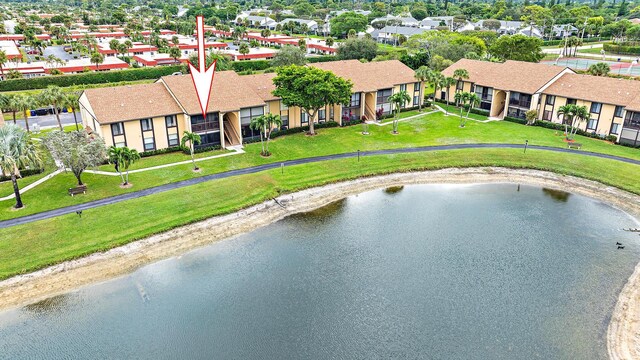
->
[346, 93, 361, 108]
[400, 84, 407, 92]
[301, 110, 309, 124]
[546, 95, 555, 106]
[566, 98, 577, 105]
[587, 118, 598, 130]
[611, 123, 621, 135]
[329, 106, 334, 121]
[456, 81, 463, 92]
[543, 110, 552, 120]
[168, 133, 179, 146]
[165, 115, 177, 127]
[318, 109, 326, 122]
[377, 89, 392, 104]
[279, 101, 288, 110]
[141, 118, 153, 131]
[240, 106, 265, 139]
[114, 141, 126, 148]
[615, 106, 624, 118]
[111, 122, 124, 136]
[590, 102, 602, 114]
[143, 136, 155, 151]
[509, 92, 531, 109]
[413, 82, 421, 106]
[191, 113, 220, 132]
[624, 111, 640, 130]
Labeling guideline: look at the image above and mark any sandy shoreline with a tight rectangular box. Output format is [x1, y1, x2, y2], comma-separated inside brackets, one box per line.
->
[1, 167, 639, 357]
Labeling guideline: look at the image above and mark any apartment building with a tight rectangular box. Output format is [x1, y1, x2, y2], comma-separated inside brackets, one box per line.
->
[79, 60, 424, 152]
[442, 59, 640, 146]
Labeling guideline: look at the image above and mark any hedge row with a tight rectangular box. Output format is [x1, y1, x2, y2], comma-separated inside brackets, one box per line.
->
[138, 144, 222, 157]
[231, 60, 272, 72]
[503, 117, 619, 142]
[0, 65, 184, 92]
[0, 167, 45, 182]
[543, 37, 609, 46]
[307, 55, 341, 63]
[603, 42, 640, 55]
[243, 121, 340, 144]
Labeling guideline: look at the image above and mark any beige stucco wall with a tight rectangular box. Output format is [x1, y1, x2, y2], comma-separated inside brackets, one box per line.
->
[99, 113, 187, 152]
[538, 94, 623, 136]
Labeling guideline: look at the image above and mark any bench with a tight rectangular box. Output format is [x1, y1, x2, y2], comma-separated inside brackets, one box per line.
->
[68, 185, 87, 196]
[567, 142, 582, 150]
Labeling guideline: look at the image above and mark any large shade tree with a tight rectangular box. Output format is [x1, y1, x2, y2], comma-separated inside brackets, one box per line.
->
[0, 125, 42, 208]
[43, 131, 107, 187]
[272, 65, 352, 135]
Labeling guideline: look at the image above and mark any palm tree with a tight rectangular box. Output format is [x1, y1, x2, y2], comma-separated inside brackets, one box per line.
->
[63, 92, 80, 130]
[569, 105, 589, 140]
[432, 73, 445, 106]
[556, 104, 576, 136]
[250, 113, 282, 156]
[5, 94, 19, 125]
[232, 26, 247, 41]
[454, 92, 470, 127]
[466, 93, 480, 121]
[0, 93, 8, 127]
[588, 62, 610, 76]
[40, 86, 66, 130]
[15, 94, 36, 133]
[108, 146, 127, 185]
[443, 76, 457, 115]
[181, 131, 201, 170]
[120, 147, 140, 185]
[168, 46, 182, 65]
[90, 52, 105, 70]
[238, 42, 250, 56]
[0, 124, 42, 208]
[414, 66, 431, 112]
[388, 91, 411, 134]
[452, 68, 469, 99]
[0, 50, 7, 78]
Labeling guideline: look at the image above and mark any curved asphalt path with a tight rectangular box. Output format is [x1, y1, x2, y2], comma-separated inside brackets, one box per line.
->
[1, 143, 639, 229]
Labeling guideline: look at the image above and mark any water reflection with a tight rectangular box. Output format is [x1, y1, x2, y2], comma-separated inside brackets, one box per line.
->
[383, 186, 404, 194]
[542, 187, 572, 203]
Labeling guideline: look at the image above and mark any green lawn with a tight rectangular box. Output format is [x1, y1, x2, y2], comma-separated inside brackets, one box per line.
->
[96, 148, 231, 172]
[1, 110, 638, 222]
[0, 110, 638, 279]
[0, 147, 638, 280]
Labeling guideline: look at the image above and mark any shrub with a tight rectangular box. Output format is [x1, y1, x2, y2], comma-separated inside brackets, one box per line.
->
[603, 42, 640, 55]
[0, 167, 45, 182]
[307, 55, 341, 63]
[139, 146, 186, 158]
[0, 66, 184, 91]
[231, 60, 271, 72]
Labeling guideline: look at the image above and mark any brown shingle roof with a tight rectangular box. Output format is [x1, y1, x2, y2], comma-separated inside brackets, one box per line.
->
[160, 71, 266, 114]
[442, 59, 570, 94]
[82, 83, 183, 124]
[240, 72, 278, 102]
[310, 59, 417, 92]
[544, 72, 640, 107]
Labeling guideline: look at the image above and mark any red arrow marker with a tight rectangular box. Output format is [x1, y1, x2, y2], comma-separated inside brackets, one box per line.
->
[188, 15, 216, 120]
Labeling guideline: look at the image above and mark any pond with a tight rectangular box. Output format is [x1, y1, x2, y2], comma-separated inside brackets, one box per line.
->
[0, 184, 638, 359]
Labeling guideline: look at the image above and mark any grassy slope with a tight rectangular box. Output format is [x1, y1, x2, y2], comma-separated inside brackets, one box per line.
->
[0, 148, 638, 279]
[1, 111, 638, 221]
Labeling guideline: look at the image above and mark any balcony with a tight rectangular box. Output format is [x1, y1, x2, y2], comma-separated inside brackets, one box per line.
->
[191, 121, 220, 133]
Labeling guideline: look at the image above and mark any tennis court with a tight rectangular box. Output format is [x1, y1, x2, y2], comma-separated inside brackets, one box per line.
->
[541, 57, 640, 76]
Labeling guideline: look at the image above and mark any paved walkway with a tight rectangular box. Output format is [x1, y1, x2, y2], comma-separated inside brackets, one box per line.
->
[84, 147, 245, 176]
[369, 110, 439, 126]
[1, 143, 638, 228]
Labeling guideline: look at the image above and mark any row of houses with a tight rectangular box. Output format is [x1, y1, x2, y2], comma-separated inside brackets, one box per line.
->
[78, 60, 423, 153]
[442, 59, 640, 146]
